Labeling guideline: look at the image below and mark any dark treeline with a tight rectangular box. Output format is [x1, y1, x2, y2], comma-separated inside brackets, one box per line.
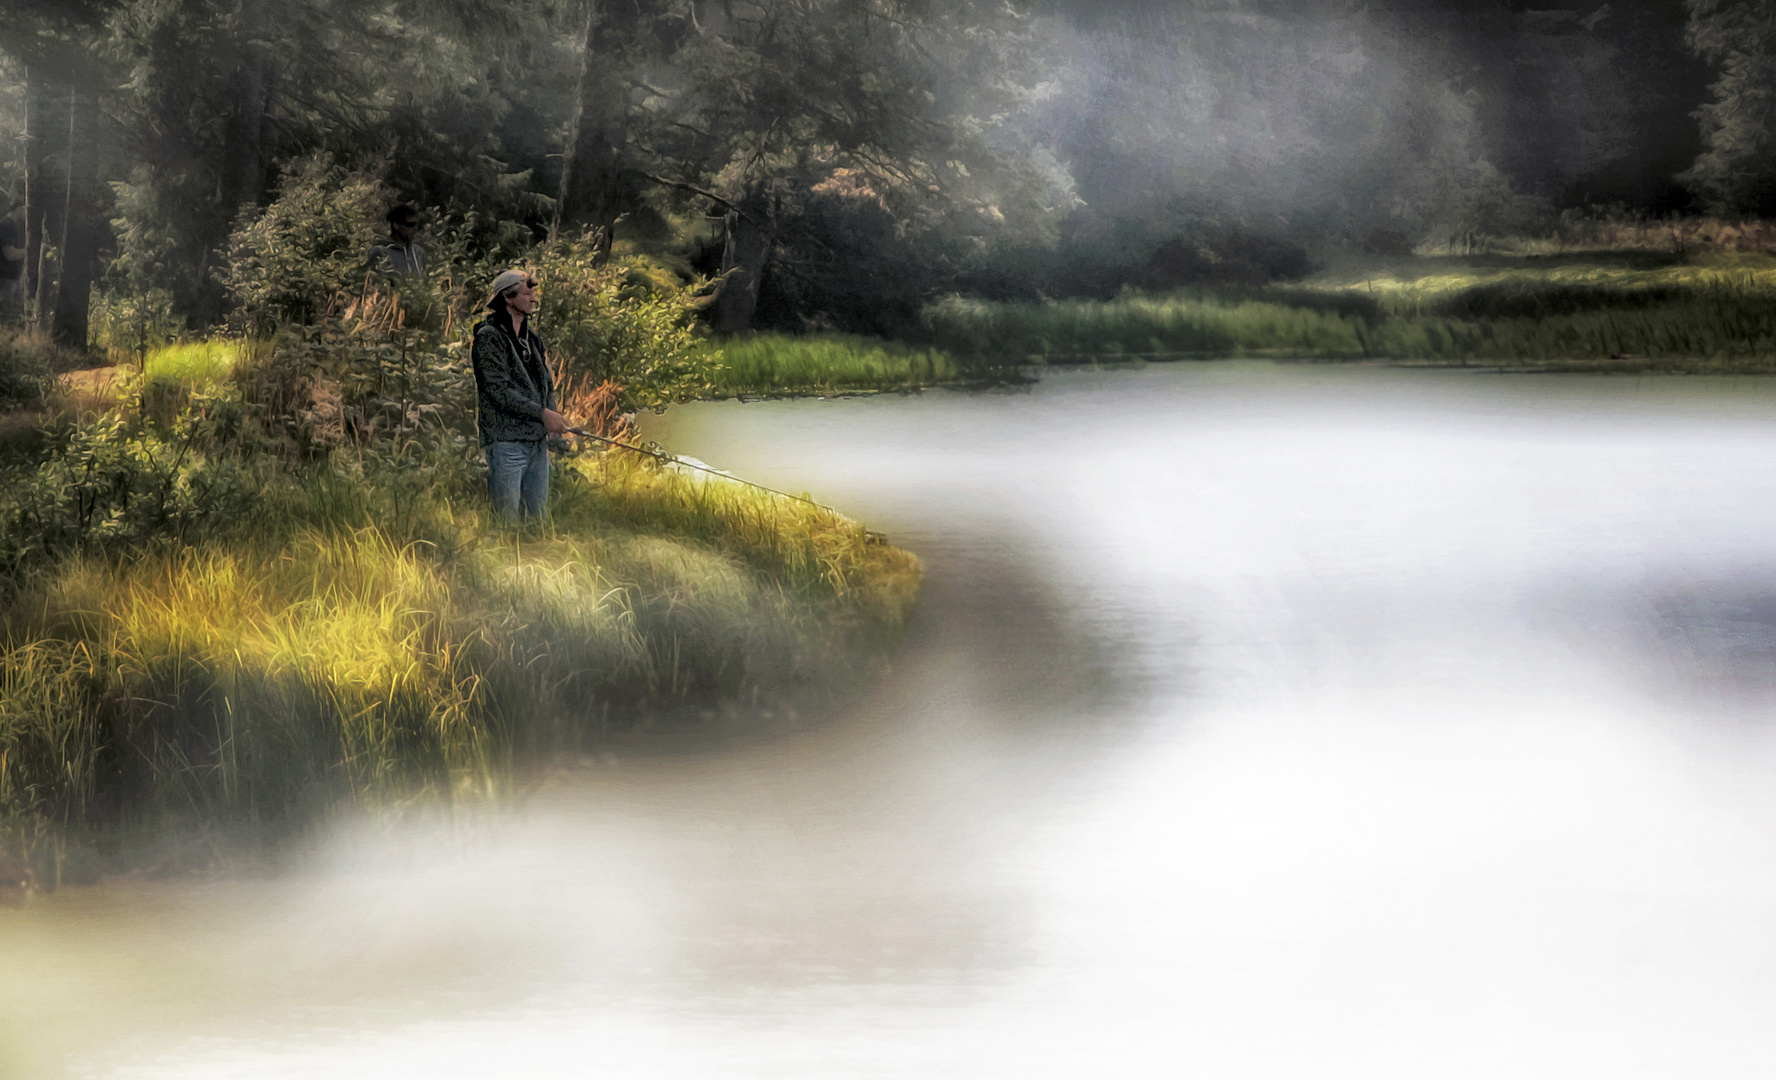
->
[0, 0, 1769, 343]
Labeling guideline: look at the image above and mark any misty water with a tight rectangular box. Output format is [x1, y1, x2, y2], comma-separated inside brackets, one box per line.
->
[8, 361, 1776, 1078]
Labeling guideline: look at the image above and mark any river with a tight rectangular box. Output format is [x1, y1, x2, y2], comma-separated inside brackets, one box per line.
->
[5, 362, 1776, 1078]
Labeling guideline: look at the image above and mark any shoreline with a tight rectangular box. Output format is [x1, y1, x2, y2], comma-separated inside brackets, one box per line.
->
[0, 430, 922, 895]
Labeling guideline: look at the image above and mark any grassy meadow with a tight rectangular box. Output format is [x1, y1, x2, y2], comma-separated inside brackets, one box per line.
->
[924, 250, 1776, 371]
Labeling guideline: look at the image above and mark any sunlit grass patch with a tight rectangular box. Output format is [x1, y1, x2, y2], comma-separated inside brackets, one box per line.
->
[4, 537, 500, 835]
[0, 442, 921, 879]
[1303, 252, 1776, 320]
[556, 449, 921, 625]
[709, 333, 962, 394]
[141, 340, 261, 387]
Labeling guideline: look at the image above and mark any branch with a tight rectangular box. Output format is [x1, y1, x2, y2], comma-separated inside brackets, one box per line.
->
[626, 170, 762, 226]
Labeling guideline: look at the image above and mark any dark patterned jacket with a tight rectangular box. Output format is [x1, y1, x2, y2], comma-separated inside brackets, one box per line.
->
[470, 314, 555, 445]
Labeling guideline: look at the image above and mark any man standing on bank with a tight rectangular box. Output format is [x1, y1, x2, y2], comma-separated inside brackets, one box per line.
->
[472, 269, 570, 521]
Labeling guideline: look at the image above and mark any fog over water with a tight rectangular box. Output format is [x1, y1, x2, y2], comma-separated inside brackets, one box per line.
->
[7, 363, 1776, 1078]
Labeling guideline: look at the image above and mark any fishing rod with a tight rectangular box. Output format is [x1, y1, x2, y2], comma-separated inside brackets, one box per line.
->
[566, 425, 885, 543]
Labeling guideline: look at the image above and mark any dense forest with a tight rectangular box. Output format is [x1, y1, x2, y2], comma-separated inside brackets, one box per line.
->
[0, 0, 1769, 347]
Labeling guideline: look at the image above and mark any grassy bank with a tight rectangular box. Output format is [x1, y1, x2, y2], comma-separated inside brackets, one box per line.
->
[0, 313, 921, 889]
[923, 251, 1776, 370]
[0, 437, 918, 886]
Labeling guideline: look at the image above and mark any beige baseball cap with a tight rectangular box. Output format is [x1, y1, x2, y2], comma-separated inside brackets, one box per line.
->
[485, 268, 535, 308]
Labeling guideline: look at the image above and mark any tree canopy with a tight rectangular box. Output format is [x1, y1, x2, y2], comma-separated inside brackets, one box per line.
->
[0, 0, 1760, 343]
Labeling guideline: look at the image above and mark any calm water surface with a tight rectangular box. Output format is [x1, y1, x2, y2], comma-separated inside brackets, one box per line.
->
[7, 362, 1776, 1078]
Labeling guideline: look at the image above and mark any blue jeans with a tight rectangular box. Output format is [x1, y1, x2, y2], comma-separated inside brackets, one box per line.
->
[485, 440, 549, 521]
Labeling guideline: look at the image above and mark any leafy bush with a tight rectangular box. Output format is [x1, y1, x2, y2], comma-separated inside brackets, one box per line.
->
[0, 396, 261, 577]
[532, 232, 719, 411]
[0, 329, 54, 408]
[220, 155, 389, 335]
[89, 287, 187, 363]
[237, 300, 478, 460]
[218, 159, 720, 416]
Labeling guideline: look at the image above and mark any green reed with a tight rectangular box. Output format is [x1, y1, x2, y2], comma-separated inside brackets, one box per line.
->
[709, 333, 964, 394]
[924, 253, 1776, 369]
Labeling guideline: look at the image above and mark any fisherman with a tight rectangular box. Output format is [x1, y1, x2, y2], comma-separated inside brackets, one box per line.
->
[471, 269, 570, 521]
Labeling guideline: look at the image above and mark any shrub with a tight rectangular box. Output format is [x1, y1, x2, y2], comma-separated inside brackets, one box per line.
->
[235, 299, 479, 461]
[0, 396, 262, 578]
[0, 329, 54, 408]
[531, 232, 719, 411]
[89, 287, 186, 364]
[219, 155, 389, 335]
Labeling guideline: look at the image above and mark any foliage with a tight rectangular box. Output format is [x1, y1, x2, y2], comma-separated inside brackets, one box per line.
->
[532, 233, 717, 411]
[554, 0, 1072, 329]
[220, 156, 389, 335]
[0, 328, 54, 407]
[0, 0, 1733, 336]
[211, 160, 718, 418]
[95, 0, 567, 325]
[239, 313, 477, 462]
[1685, 0, 1776, 215]
[0, 395, 261, 577]
[89, 287, 187, 363]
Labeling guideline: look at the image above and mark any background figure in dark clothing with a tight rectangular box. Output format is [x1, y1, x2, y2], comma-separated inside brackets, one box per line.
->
[0, 201, 25, 323]
[471, 268, 569, 521]
[371, 204, 426, 278]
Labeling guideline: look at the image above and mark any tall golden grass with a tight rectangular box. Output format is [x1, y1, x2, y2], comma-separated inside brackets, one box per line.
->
[0, 446, 920, 885]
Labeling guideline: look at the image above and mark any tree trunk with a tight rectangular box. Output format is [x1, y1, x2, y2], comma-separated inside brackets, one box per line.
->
[51, 88, 101, 350]
[29, 77, 70, 332]
[713, 193, 770, 332]
[554, 1, 646, 262]
[220, 0, 270, 212]
[23, 66, 45, 322]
